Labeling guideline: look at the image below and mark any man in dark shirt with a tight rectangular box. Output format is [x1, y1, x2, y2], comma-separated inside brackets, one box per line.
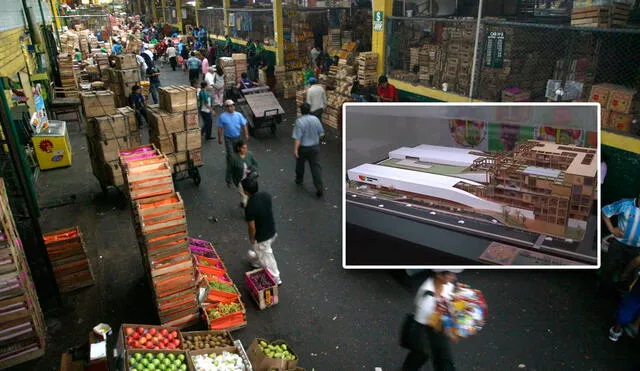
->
[242, 177, 281, 285]
[129, 85, 146, 128]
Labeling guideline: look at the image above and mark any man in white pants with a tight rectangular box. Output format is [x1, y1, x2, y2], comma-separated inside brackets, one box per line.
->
[242, 177, 282, 285]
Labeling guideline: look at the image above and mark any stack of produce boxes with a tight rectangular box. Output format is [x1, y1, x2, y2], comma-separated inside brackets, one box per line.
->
[590, 83, 637, 132]
[42, 227, 95, 293]
[119, 145, 200, 329]
[247, 338, 299, 370]
[184, 332, 253, 370]
[323, 63, 355, 131]
[217, 58, 237, 89]
[147, 86, 202, 170]
[356, 52, 378, 87]
[232, 53, 248, 78]
[115, 324, 188, 371]
[82, 91, 141, 188]
[107, 54, 140, 108]
[189, 238, 247, 331]
[0, 178, 46, 368]
[57, 53, 79, 94]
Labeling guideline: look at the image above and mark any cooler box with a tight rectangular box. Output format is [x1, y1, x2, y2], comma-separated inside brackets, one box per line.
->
[32, 120, 72, 170]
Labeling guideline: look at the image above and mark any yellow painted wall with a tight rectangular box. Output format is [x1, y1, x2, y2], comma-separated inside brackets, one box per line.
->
[0, 28, 31, 79]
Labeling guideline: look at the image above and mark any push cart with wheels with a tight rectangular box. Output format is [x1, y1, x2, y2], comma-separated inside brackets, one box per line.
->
[172, 151, 201, 186]
[236, 86, 285, 137]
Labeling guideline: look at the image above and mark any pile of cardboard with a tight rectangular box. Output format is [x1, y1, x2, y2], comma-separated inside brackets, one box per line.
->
[283, 71, 306, 100]
[591, 84, 637, 132]
[409, 44, 443, 86]
[323, 92, 351, 130]
[59, 30, 79, 55]
[42, 227, 95, 293]
[571, 1, 629, 28]
[0, 178, 46, 368]
[82, 91, 142, 188]
[357, 52, 378, 87]
[217, 57, 237, 88]
[147, 86, 202, 170]
[232, 53, 248, 77]
[119, 146, 200, 328]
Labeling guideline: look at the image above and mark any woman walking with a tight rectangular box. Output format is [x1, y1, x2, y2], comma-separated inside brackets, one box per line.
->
[402, 270, 461, 371]
[230, 140, 258, 208]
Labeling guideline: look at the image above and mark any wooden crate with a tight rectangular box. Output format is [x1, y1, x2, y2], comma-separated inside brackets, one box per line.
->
[244, 268, 279, 310]
[109, 54, 137, 70]
[87, 113, 129, 140]
[607, 111, 634, 132]
[42, 227, 95, 293]
[151, 135, 176, 155]
[173, 130, 202, 153]
[80, 91, 117, 118]
[147, 106, 188, 135]
[159, 86, 197, 113]
[607, 86, 636, 113]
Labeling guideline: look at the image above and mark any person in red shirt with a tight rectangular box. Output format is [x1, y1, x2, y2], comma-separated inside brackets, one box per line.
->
[377, 75, 399, 102]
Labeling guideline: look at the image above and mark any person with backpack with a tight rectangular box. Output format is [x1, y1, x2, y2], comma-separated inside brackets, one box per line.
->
[402, 270, 462, 371]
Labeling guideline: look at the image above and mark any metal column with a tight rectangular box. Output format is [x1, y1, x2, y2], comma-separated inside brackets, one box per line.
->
[273, 0, 284, 66]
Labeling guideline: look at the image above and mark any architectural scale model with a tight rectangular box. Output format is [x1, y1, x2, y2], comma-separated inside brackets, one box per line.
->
[347, 140, 598, 240]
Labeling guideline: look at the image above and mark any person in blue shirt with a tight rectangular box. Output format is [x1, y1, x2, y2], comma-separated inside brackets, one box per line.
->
[111, 42, 123, 55]
[186, 52, 202, 85]
[602, 197, 640, 283]
[292, 102, 325, 198]
[217, 99, 249, 187]
[237, 72, 259, 90]
[198, 27, 208, 47]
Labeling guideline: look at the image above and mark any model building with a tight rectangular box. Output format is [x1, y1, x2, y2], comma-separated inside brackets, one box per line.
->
[347, 140, 597, 239]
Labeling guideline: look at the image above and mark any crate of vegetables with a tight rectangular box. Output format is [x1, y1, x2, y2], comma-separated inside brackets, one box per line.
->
[117, 324, 182, 353]
[247, 339, 298, 371]
[125, 349, 193, 371]
[188, 237, 218, 259]
[187, 347, 253, 371]
[181, 331, 235, 350]
[203, 299, 247, 332]
[194, 255, 227, 272]
[244, 268, 279, 310]
[206, 278, 241, 303]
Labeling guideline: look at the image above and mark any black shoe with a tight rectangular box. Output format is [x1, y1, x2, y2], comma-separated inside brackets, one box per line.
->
[205, 136, 214, 140]
[316, 190, 324, 198]
[295, 180, 303, 185]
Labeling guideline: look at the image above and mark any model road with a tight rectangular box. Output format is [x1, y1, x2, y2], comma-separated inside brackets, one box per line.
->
[346, 190, 597, 265]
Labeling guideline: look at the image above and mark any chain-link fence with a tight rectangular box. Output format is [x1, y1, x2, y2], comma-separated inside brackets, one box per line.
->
[386, 17, 640, 103]
[197, 8, 226, 36]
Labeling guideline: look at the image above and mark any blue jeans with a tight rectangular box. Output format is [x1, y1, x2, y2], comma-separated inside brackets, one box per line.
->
[150, 81, 160, 104]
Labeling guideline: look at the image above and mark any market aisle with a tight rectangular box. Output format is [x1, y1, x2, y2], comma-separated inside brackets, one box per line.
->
[15, 65, 640, 371]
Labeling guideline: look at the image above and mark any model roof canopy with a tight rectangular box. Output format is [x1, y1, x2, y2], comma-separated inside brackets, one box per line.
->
[389, 145, 484, 168]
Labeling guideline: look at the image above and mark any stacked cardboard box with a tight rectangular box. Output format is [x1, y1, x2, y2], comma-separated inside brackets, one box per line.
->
[82, 92, 142, 188]
[323, 92, 351, 131]
[217, 58, 237, 89]
[328, 29, 342, 51]
[59, 30, 79, 54]
[274, 66, 286, 94]
[410, 44, 443, 86]
[78, 30, 91, 55]
[0, 178, 46, 368]
[590, 84, 636, 132]
[232, 53, 248, 77]
[42, 227, 95, 293]
[357, 52, 378, 87]
[147, 86, 202, 170]
[119, 147, 200, 329]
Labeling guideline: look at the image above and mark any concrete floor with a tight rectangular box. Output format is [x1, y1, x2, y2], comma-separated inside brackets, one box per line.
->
[7, 67, 640, 370]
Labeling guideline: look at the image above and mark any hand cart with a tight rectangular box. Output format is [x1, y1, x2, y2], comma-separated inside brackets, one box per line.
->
[172, 151, 201, 186]
[236, 86, 285, 137]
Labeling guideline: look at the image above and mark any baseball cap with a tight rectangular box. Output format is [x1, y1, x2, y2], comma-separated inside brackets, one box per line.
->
[308, 77, 318, 84]
[224, 99, 235, 106]
[433, 269, 463, 273]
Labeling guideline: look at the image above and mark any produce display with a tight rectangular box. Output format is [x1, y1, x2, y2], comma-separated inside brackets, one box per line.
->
[208, 302, 243, 319]
[247, 270, 275, 291]
[128, 352, 188, 371]
[209, 281, 238, 294]
[191, 352, 246, 371]
[201, 273, 231, 283]
[258, 341, 296, 361]
[125, 327, 181, 350]
[196, 257, 225, 270]
[183, 333, 234, 350]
